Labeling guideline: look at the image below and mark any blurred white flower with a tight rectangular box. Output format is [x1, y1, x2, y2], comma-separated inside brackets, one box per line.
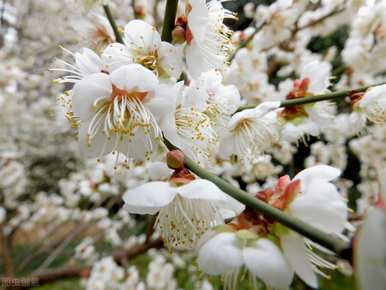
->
[357, 84, 386, 124]
[356, 207, 386, 290]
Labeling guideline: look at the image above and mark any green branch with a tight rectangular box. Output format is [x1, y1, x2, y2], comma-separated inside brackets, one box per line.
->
[237, 81, 386, 112]
[161, 0, 178, 42]
[164, 139, 348, 254]
[281, 81, 386, 107]
[103, 4, 124, 44]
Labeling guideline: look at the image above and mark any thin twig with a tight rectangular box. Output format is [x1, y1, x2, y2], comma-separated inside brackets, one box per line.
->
[161, 0, 178, 42]
[103, 4, 123, 43]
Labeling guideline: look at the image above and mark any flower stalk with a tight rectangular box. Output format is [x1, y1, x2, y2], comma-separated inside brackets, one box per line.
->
[235, 81, 386, 112]
[161, 0, 178, 42]
[281, 81, 386, 107]
[102, 4, 123, 43]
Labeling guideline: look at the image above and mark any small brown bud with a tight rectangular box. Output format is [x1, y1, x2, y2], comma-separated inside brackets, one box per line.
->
[172, 26, 186, 44]
[166, 150, 185, 169]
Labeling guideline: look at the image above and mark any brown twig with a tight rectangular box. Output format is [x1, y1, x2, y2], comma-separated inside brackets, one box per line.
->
[0, 224, 15, 278]
[2, 238, 163, 289]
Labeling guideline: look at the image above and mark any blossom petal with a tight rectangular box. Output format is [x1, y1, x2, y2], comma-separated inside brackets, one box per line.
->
[185, 41, 213, 78]
[178, 179, 227, 201]
[124, 20, 161, 52]
[78, 122, 114, 159]
[289, 180, 348, 234]
[281, 231, 318, 288]
[293, 165, 341, 189]
[75, 48, 103, 75]
[123, 182, 177, 214]
[244, 239, 294, 290]
[102, 42, 133, 72]
[110, 64, 158, 93]
[158, 42, 183, 79]
[187, 0, 209, 41]
[197, 232, 243, 275]
[301, 60, 331, 93]
[218, 195, 245, 220]
[72, 72, 112, 122]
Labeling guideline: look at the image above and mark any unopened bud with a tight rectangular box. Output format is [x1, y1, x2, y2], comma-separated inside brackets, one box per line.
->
[172, 26, 186, 44]
[167, 150, 185, 169]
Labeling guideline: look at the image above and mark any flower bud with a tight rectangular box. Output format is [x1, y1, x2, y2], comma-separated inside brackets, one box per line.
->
[172, 26, 186, 44]
[167, 150, 185, 169]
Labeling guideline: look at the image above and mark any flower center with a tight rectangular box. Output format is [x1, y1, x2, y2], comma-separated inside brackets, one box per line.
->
[138, 53, 158, 72]
[156, 196, 222, 250]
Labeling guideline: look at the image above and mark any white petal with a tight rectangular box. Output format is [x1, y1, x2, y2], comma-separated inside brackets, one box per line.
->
[72, 73, 112, 121]
[185, 41, 213, 78]
[253, 101, 281, 116]
[218, 194, 245, 220]
[289, 180, 348, 234]
[110, 64, 158, 93]
[360, 84, 386, 107]
[244, 239, 294, 290]
[187, 0, 209, 41]
[158, 42, 183, 79]
[124, 20, 161, 52]
[123, 182, 177, 214]
[146, 82, 180, 123]
[281, 232, 318, 288]
[301, 60, 331, 93]
[197, 232, 243, 275]
[293, 165, 341, 187]
[78, 122, 114, 159]
[75, 48, 103, 75]
[178, 179, 227, 201]
[102, 42, 133, 72]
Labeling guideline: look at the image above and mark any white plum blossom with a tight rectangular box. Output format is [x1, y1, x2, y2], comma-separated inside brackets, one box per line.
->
[154, 82, 219, 167]
[123, 178, 243, 249]
[185, 0, 234, 77]
[197, 230, 294, 290]
[219, 101, 281, 163]
[102, 19, 183, 79]
[71, 64, 166, 161]
[279, 60, 335, 142]
[357, 84, 386, 124]
[277, 165, 348, 288]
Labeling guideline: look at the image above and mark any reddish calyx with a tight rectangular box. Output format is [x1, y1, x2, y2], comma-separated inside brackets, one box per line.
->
[350, 91, 364, 107]
[173, 15, 194, 45]
[169, 168, 196, 186]
[279, 78, 311, 120]
[229, 175, 301, 235]
[111, 85, 148, 102]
